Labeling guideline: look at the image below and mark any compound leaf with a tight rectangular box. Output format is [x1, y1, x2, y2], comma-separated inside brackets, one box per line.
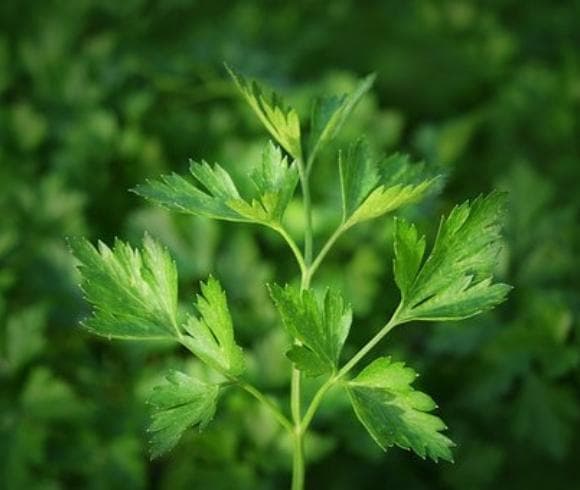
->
[269, 284, 352, 376]
[340, 139, 440, 229]
[395, 191, 512, 322]
[308, 74, 375, 160]
[181, 277, 245, 376]
[134, 142, 297, 226]
[347, 357, 454, 462]
[226, 65, 302, 160]
[70, 234, 180, 340]
[147, 371, 219, 458]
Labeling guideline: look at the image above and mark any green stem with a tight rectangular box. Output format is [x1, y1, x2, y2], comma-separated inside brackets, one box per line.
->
[306, 224, 347, 283]
[291, 430, 305, 490]
[290, 157, 315, 490]
[298, 162, 313, 267]
[238, 380, 293, 433]
[337, 309, 401, 378]
[272, 224, 308, 279]
[300, 375, 336, 432]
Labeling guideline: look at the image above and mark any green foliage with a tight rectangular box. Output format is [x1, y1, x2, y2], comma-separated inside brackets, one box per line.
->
[226, 65, 303, 160]
[134, 141, 298, 226]
[347, 357, 454, 462]
[308, 74, 376, 161]
[3, 2, 578, 489]
[227, 142, 299, 224]
[269, 284, 352, 376]
[70, 235, 180, 340]
[148, 371, 220, 458]
[339, 139, 440, 228]
[181, 277, 245, 376]
[134, 162, 247, 222]
[67, 64, 513, 487]
[395, 192, 512, 322]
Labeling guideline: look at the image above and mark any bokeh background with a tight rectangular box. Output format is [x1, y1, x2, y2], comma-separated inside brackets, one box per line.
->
[1, 0, 579, 489]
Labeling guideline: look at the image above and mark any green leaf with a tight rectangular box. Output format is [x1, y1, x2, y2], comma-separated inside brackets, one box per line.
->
[308, 74, 375, 160]
[181, 277, 245, 376]
[393, 218, 426, 300]
[69, 235, 180, 340]
[339, 139, 440, 229]
[226, 65, 302, 160]
[147, 371, 219, 458]
[134, 142, 297, 226]
[394, 191, 512, 322]
[133, 160, 247, 222]
[227, 141, 299, 223]
[347, 357, 454, 462]
[269, 284, 352, 376]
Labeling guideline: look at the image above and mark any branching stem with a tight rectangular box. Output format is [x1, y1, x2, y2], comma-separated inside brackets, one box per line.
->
[300, 307, 403, 433]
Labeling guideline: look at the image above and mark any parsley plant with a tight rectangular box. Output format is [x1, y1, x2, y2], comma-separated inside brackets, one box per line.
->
[70, 67, 510, 489]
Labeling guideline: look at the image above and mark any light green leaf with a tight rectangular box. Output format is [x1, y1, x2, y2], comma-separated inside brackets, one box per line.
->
[147, 371, 219, 458]
[395, 191, 512, 322]
[69, 235, 180, 340]
[227, 141, 299, 223]
[134, 142, 297, 226]
[309, 74, 375, 161]
[181, 277, 245, 376]
[340, 139, 440, 229]
[347, 357, 454, 462]
[226, 65, 302, 160]
[269, 284, 352, 376]
[133, 161, 247, 222]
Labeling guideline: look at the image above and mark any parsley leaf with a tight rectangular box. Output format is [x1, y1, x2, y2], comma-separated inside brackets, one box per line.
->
[394, 191, 511, 322]
[308, 74, 375, 162]
[347, 357, 454, 462]
[147, 370, 219, 458]
[133, 160, 246, 222]
[269, 284, 352, 376]
[181, 277, 245, 376]
[133, 142, 298, 226]
[69, 235, 180, 340]
[226, 65, 302, 160]
[227, 141, 299, 223]
[340, 139, 440, 229]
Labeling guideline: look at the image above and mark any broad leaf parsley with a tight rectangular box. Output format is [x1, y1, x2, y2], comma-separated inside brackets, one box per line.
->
[71, 66, 510, 490]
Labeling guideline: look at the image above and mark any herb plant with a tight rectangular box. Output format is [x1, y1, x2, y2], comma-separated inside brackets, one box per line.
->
[70, 67, 511, 490]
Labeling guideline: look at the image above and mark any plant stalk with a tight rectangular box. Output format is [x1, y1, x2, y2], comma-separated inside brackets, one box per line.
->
[290, 157, 314, 490]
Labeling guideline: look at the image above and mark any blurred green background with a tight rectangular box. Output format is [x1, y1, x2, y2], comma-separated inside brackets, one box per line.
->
[1, 0, 579, 488]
